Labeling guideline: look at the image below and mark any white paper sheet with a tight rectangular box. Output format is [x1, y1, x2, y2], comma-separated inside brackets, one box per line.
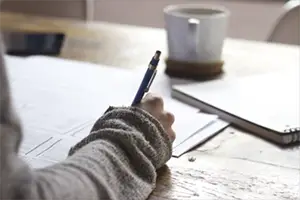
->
[5, 55, 227, 167]
[172, 113, 217, 148]
[172, 119, 229, 157]
[33, 136, 80, 163]
[19, 127, 53, 155]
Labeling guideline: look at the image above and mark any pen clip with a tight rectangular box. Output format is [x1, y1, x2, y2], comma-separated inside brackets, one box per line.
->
[145, 70, 157, 92]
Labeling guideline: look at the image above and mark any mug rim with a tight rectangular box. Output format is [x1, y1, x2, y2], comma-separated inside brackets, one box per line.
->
[164, 4, 230, 19]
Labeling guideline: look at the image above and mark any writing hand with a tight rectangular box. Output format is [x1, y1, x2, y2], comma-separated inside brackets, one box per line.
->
[137, 93, 176, 142]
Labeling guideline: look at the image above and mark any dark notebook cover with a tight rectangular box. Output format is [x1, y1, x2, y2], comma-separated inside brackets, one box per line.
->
[172, 70, 300, 145]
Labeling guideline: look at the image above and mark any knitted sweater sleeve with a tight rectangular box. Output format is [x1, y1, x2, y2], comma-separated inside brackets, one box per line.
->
[0, 42, 172, 200]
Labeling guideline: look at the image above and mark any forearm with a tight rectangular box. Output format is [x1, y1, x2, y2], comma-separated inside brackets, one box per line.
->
[1, 107, 172, 200]
[0, 28, 172, 199]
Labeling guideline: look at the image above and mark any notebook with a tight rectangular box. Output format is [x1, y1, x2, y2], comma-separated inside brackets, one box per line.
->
[5, 55, 227, 167]
[172, 70, 300, 145]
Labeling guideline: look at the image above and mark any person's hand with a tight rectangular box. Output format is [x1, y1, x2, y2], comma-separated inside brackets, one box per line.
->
[138, 93, 176, 142]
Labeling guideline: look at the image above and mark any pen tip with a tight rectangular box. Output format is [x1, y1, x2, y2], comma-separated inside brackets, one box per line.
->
[154, 50, 161, 59]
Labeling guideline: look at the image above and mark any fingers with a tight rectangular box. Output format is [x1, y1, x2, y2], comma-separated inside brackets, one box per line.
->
[161, 112, 176, 142]
[162, 111, 175, 127]
[142, 93, 175, 127]
[166, 128, 176, 142]
[139, 93, 176, 143]
[142, 93, 164, 111]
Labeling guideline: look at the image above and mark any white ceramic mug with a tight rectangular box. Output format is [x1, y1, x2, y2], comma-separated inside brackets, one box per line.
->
[164, 4, 230, 63]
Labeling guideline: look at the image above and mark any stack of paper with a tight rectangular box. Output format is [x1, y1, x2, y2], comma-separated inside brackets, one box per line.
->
[5, 56, 228, 168]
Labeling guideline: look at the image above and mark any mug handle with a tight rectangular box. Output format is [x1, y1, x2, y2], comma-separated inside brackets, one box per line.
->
[188, 18, 200, 58]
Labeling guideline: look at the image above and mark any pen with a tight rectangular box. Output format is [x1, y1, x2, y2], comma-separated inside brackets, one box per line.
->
[131, 50, 161, 106]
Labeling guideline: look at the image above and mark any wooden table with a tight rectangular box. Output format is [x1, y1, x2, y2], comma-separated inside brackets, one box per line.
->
[1, 12, 300, 200]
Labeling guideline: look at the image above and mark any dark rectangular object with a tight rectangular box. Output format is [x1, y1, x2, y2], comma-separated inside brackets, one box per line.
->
[2, 31, 65, 56]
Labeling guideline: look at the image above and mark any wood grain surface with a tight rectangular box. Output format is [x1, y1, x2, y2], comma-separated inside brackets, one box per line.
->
[1, 12, 299, 200]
